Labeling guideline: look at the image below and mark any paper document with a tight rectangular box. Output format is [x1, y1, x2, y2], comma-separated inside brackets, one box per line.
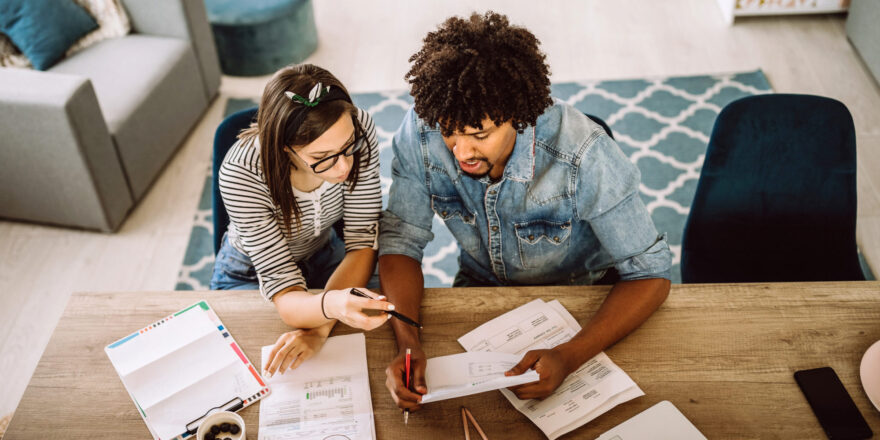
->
[596, 400, 706, 440]
[458, 299, 644, 440]
[259, 333, 375, 440]
[420, 351, 540, 403]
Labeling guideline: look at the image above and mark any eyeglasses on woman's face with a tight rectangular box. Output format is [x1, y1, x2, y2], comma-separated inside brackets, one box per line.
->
[288, 118, 365, 174]
[303, 133, 365, 173]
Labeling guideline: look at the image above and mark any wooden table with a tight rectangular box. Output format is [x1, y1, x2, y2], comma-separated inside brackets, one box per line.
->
[6, 282, 880, 439]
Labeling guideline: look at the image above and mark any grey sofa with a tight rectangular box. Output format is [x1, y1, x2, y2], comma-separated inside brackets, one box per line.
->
[847, 0, 880, 86]
[0, 0, 221, 231]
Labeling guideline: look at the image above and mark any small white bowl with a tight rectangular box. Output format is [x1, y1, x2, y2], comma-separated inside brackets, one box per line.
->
[860, 339, 880, 413]
[196, 411, 245, 440]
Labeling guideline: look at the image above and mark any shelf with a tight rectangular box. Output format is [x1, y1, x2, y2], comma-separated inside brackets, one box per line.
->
[717, 0, 850, 24]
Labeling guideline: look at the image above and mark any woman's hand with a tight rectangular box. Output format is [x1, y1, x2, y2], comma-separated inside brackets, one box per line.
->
[264, 328, 329, 376]
[322, 288, 394, 330]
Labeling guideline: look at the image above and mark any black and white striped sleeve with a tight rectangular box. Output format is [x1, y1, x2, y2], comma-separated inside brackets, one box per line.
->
[218, 142, 306, 300]
[342, 109, 382, 252]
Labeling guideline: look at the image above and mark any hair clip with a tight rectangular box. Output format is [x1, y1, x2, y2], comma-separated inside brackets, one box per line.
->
[285, 82, 331, 107]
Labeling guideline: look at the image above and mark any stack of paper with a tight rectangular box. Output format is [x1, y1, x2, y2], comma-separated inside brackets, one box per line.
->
[458, 299, 643, 440]
[420, 351, 540, 403]
[259, 333, 375, 440]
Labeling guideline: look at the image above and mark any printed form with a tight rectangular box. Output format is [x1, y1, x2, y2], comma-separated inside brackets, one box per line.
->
[420, 351, 540, 403]
[458, 299, 644, 440]
[259, 333, 375, 440]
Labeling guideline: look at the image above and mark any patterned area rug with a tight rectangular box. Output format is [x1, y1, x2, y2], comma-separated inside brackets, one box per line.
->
[178, 70, 781, 290]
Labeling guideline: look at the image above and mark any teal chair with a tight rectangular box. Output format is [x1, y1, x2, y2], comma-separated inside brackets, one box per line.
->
[681, 94, 865, 283]
[213, 107, 258, 254]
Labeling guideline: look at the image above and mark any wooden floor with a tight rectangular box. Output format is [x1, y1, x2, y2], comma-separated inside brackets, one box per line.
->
[1, 0, 879, 424]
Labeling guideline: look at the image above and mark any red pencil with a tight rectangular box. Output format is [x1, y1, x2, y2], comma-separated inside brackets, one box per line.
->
[405, 348, 412, 425]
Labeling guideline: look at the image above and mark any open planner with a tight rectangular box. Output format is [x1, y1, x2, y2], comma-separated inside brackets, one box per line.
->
[105, 300, 270, 440]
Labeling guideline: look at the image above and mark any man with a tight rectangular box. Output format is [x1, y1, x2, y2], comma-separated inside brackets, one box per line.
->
[378, 12, 672, 411]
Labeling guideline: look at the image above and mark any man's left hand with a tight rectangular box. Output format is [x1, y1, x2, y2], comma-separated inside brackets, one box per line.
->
[504, 347, 575, 400]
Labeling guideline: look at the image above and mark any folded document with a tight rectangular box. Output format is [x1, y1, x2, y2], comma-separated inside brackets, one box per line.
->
[420, 351, 540, 403]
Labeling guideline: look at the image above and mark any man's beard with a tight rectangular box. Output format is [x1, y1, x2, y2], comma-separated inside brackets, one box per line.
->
[461, 159, 494, 179]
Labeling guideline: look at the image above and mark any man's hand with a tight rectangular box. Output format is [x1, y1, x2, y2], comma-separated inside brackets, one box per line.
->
[505, 347, 575, 400]
[384, 346, 428, 411]
[264, 329, 329, 376]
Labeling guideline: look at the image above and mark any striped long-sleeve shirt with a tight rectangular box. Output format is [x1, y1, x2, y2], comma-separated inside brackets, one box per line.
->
[219, 108, 381, 300]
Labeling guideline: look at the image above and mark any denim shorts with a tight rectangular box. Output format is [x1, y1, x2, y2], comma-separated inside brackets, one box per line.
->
[210, 230, 347, 291]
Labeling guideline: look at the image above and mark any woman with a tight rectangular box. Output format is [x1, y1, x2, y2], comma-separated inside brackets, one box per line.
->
[211, 64, 391, 376]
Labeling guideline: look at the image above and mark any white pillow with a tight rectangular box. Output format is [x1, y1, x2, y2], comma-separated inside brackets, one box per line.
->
[65, 0, 131, 55]
[0, 0, 130, 68]
[0, 35, 30, 69]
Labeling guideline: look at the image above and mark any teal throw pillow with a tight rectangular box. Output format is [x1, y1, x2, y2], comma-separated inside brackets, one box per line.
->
[0, 0, 99, 70]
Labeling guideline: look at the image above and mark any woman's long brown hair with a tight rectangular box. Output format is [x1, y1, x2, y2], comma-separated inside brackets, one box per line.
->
[238, 64, 368, 236]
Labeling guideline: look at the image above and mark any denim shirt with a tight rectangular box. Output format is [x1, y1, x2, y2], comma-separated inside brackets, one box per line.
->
[378, 101, 672, 285]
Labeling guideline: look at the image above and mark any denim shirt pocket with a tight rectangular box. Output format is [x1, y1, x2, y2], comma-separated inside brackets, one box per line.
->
[216, 242, 258, 282]
[431, 195, 481, 257]
[514, 219, 572, 269]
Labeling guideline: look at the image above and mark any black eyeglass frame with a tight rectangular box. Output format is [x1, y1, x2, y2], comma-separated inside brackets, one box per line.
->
[298, 116, 366, 174]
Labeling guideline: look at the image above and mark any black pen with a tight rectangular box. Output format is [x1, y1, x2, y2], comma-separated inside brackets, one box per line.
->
[350, 288, 423, 329]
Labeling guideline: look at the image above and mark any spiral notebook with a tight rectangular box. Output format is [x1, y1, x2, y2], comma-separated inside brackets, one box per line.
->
[105, 300, 270, 440]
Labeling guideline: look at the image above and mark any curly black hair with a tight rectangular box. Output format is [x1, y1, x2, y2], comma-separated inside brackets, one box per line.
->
[406, 11, 553, 136]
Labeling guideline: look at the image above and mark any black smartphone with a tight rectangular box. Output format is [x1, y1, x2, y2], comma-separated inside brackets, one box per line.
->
[794, 367, 873, 439]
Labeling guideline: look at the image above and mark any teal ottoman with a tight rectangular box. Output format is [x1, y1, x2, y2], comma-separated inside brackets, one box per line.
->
[205, 0, 318, 76]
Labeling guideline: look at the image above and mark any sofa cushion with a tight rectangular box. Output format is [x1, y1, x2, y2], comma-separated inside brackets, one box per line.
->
[0, 0, 99, 70]
[51, 35, 191, 131]
[50, 34, 208, 199]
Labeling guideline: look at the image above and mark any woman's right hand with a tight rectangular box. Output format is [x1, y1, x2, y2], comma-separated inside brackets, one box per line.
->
[264, 328, 328, 376]
[322, 287, 394, 330]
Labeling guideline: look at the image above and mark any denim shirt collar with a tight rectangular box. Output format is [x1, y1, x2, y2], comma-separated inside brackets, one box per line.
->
[501, 126, 536, 182]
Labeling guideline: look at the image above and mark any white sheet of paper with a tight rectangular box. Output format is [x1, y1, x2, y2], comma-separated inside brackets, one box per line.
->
[459, 299, 577, 355]
[259, 333, 375, 440]
[419, 351, 540, 403]
[596, 400, 706, 440]
[458, 299, 644, 440]
[108, 307, 217, 377]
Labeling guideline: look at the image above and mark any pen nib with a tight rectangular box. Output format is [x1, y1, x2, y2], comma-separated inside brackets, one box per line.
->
[405, 410, 409, 425]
